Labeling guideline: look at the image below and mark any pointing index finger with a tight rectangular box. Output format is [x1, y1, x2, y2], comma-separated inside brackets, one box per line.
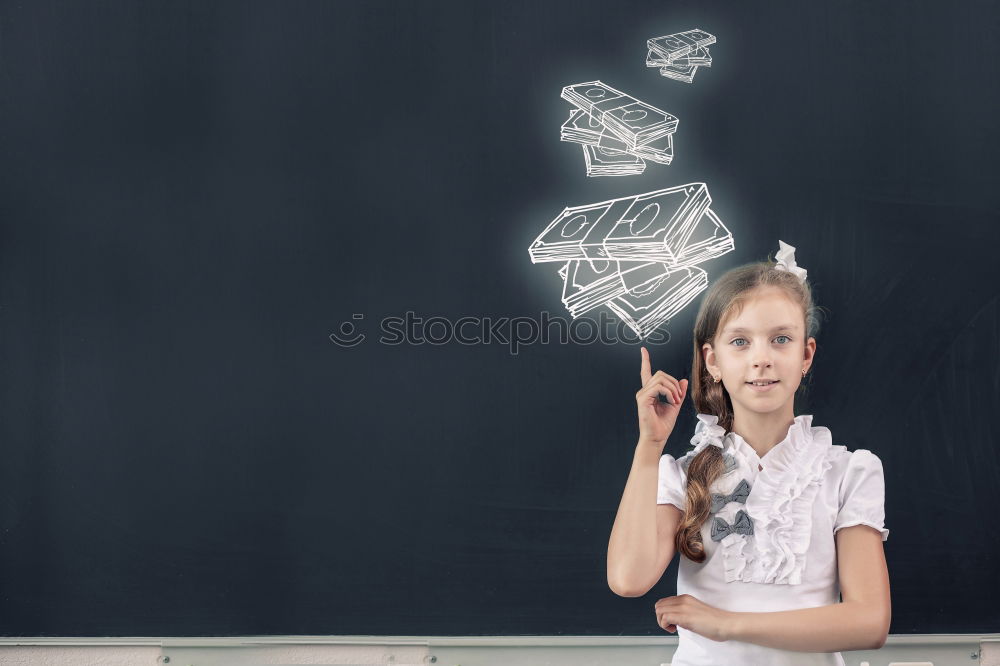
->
[640, 346, 652, 385]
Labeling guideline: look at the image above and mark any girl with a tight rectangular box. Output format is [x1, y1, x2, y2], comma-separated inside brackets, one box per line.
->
[607, 240, 891, 666]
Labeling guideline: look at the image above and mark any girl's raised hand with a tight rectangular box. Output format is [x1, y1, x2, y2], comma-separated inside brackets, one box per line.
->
[636, 346, 688, 448]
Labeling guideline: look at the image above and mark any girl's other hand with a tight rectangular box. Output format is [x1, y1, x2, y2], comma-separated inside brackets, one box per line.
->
[636, 346, 688, 448]
[654, 593, 735, 642]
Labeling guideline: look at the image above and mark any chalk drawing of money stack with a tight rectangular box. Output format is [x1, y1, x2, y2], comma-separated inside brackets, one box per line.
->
[559, 81, 677, 177]
[528, 183, 734, 339]
[646, 28, 716, 83]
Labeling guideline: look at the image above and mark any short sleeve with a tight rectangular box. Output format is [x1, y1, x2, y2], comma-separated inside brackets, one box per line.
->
[657, 453, 687, 511]
[834, 449, 889, 541]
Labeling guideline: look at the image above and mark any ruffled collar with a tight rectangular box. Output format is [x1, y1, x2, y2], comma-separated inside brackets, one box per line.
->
[689, 412, 816, 468]
[725, 414, 816, 471]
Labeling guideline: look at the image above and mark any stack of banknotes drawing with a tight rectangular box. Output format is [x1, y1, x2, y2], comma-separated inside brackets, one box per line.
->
[646, 28, 716, 83]
[527, 183, 734, 339]
[559, 80, 677, 177]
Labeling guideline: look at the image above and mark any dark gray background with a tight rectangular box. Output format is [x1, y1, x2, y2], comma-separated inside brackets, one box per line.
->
[1, 0, 998, 636]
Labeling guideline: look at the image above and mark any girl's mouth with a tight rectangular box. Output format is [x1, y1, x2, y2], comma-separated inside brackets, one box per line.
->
[746, 380, 779, 392]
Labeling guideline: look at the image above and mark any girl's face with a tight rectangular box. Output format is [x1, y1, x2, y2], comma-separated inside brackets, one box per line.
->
[702, 286, 816, 415]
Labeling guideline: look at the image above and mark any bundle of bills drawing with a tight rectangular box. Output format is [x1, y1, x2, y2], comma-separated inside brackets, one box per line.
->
[559, 80, 677, 177]
[528, 183, 734, 339]
[646, 28, 716, 83]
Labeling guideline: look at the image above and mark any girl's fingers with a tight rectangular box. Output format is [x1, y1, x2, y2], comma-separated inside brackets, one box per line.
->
[638, 378, 673, 398]
[638, 353, 688, 404]
[640, 347, 652, 386]
[638, 379, 680, 404]
[643, 375, 681, 401]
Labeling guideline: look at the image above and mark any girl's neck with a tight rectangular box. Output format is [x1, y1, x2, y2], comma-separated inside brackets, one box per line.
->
[730, 407, 797, 461]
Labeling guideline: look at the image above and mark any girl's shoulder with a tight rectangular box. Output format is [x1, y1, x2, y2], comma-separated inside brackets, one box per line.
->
[824, 443, 886, 484]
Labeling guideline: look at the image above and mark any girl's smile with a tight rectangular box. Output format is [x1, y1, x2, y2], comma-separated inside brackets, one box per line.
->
[746, 379, 780, 393]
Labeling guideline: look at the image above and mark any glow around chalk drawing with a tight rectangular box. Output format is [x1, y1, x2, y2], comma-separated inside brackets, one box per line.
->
[559, 80, 679, 177]
[527, 184, 735, 340]
[646, 28, 716, 83]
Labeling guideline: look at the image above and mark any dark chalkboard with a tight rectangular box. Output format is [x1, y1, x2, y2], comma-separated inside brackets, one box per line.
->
[1, 0, 998, 637]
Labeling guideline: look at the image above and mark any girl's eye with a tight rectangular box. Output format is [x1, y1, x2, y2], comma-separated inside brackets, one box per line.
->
[731, 335, 792, 347]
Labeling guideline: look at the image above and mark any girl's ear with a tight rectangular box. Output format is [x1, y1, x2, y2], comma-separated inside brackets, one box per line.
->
[803, 337, 817, 361]
[701, 342, 715, 368]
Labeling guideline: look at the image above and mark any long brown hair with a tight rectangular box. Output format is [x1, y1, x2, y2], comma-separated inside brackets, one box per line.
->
[674, 253, 826, 562]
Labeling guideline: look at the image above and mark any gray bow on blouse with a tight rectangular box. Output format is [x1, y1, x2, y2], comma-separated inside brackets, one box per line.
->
[710, 478, 752, 513]
[710, 509, 755, 542]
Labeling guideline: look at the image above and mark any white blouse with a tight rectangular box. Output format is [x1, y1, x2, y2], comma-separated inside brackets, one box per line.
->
[657, 413, 889, 666]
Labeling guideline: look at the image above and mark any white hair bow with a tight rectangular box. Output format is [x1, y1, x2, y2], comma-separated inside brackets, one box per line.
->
[774, 240, 807, 283]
